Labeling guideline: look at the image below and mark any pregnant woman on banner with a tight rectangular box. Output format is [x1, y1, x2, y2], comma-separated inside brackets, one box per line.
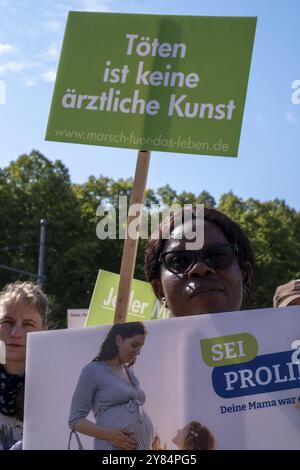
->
[69, 322, 154, 450]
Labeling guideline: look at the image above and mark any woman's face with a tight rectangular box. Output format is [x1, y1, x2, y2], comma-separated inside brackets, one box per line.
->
[152, 220, 251, 317]
[172, 425, 189, 449]
[116, 334, 145, 365]
[0, 301, 43, 364]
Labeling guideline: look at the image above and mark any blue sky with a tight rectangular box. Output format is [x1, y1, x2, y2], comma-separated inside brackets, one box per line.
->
[0, 0, 299, 209]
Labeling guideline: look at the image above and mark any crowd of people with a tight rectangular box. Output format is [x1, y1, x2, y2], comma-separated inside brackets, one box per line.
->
[1, 207, 299, 450]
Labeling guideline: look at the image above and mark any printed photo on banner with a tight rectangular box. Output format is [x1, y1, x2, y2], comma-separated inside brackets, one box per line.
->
[24, 306, 300, 449]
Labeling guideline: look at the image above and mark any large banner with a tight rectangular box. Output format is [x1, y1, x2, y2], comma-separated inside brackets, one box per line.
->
[86, 270, 169, 326]
[24, 307, 300, 450]
[46, 13, 256, 157]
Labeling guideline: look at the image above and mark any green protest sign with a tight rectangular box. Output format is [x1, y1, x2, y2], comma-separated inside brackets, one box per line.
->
[86, 269, 169, 326]
[46, 12, 256, 157]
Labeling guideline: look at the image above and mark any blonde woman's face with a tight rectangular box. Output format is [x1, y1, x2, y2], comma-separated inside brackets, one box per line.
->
[0, 301, 43, 364]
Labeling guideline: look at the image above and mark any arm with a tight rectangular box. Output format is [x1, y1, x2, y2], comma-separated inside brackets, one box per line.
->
[69, 364, 97, 431]
[74, 418, 137, 450]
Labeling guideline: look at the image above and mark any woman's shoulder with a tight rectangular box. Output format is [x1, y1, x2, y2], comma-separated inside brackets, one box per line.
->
[82, 361, 106, 372]
[77, 361, 107, 386]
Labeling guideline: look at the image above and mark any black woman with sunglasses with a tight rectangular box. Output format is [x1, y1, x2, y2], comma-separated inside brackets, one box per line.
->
[145, 207, 254, 317]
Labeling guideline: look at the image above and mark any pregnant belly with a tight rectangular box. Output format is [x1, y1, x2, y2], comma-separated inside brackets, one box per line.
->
[95, 403, 154, 449]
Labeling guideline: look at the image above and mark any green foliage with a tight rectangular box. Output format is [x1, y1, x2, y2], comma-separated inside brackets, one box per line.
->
[219, 192, 300, 309]
[0, 152, 299, 327]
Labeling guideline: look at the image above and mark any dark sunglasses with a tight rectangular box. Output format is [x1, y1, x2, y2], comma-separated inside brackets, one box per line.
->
[159, 243, 238, 275]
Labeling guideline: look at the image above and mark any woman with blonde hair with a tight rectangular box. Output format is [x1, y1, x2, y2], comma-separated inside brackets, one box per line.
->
[0, 281, 47, 450]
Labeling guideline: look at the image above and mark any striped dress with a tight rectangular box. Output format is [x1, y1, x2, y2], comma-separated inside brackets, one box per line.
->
[69, 361, 154, 450]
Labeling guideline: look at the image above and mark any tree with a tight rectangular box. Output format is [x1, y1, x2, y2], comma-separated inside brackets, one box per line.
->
[0, 151, 84, 327]
[1, 152, 299, 327]
[196, 190, 216, 208]
[218, 192, 300, 309]
[156, 184, 177, 206]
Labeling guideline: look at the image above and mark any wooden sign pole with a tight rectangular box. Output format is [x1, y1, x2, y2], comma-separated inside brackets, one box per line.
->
[113, 150, 151, 323]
